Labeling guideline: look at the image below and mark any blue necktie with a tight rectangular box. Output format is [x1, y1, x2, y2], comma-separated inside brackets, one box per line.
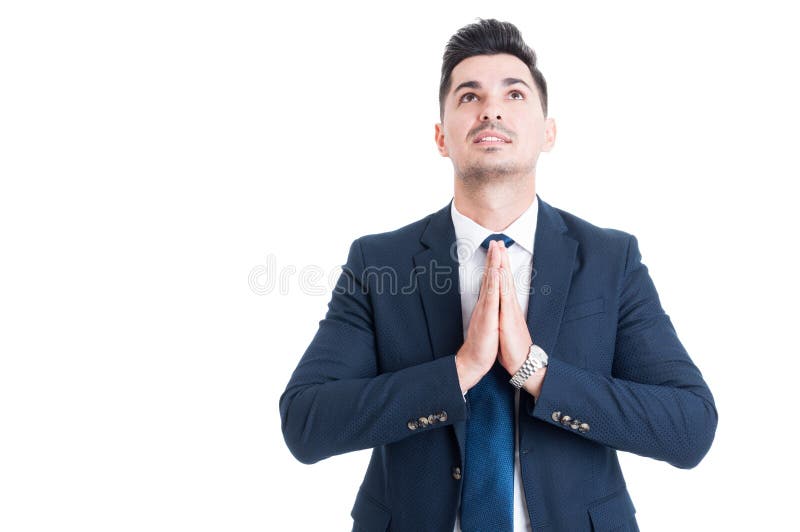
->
[481, 233, 515, 251]
[460, 233, 516, 531]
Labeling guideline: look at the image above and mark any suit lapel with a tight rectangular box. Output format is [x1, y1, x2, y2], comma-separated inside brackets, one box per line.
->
[414, 200, 464, 362]
[526, 196, 579, 361]
[414, 200, 466, 458]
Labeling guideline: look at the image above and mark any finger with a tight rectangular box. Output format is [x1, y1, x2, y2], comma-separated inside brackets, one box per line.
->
[489, 239, 502, 269]
[488, 242, 505, 304]
[488, 263, 500, 310]
[498, 244, 514, 302]
[499, 246, 523, 318]
[498, 252, 510, 307]
[490, 243, 503, 302]
[481, 243, 497, 306]
[477, 241, 494, 303]
[499, 241, 512, 271]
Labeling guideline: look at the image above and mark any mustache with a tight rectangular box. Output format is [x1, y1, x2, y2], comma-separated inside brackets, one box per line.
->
[469, 122, 515, 140]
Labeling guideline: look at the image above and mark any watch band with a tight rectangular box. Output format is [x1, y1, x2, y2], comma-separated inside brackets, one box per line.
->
[509, 344, 548, 389]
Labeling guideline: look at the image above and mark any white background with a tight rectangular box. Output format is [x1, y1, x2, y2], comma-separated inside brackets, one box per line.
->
[1, 1, 798, 530]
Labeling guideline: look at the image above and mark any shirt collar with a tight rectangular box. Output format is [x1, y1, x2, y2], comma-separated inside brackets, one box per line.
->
[450, 196, 538, 260]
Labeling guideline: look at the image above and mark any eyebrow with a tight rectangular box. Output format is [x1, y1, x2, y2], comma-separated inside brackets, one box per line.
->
[453, 77, 532, 94]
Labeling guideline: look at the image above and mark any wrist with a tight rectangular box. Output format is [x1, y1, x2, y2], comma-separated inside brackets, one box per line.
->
[509, 344, 548, 390]
[504, 334, 535, 375]
[455, 353, 484, 394]
[522, 365, 547, 400]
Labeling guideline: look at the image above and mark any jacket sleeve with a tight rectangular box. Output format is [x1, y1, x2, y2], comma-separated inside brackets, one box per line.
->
[279, 238, 469, 464]
[528, 235, 718, 469]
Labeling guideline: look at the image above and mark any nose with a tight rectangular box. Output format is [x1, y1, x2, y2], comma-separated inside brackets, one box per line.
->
[480, 95, 503, 121]
[481, 110, 502, 121]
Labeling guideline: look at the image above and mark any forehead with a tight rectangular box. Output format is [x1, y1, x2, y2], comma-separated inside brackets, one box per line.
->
[449, 53, 533, 92]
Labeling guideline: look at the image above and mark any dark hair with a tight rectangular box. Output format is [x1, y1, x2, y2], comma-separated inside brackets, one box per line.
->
[439, 19, 548, 121]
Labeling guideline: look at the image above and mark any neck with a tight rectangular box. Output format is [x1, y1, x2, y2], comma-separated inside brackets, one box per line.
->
[453, 176, 536, 231]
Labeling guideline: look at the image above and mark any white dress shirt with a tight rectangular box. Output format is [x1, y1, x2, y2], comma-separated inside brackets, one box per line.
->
[451, 197, 538, 532]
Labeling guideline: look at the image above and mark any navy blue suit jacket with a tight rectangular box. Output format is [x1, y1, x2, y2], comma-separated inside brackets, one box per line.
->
[280, 196, 717, 531]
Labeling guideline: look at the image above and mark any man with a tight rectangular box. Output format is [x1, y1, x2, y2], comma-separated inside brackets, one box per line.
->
[279, 19, 717, 532]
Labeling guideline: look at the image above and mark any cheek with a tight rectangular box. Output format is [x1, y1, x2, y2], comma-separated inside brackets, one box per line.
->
[530, 131, 545, 149]
[444, 125, 466, 152]
[524, 122, 546, 147]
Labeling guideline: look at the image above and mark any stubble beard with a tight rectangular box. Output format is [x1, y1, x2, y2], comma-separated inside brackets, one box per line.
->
[455, 152, 536, 189]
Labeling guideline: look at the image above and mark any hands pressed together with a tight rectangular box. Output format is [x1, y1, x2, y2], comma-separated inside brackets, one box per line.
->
[455, 240, 547, 400]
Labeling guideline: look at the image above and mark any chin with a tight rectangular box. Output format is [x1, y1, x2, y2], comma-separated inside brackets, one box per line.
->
[457, 161, 522, 184]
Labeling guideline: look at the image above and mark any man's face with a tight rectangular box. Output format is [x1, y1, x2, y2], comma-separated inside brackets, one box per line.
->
[435, 53, 556, 184]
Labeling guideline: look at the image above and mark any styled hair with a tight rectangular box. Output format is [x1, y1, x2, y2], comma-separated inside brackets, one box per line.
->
[439, 19, 548, 121]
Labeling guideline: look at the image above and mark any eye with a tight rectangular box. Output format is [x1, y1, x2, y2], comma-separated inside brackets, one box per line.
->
[459, 93, 479, 103]
[509, 90, 525, 100]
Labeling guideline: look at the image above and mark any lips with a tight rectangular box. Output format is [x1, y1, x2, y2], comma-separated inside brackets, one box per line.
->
[473, 130, 512, 143]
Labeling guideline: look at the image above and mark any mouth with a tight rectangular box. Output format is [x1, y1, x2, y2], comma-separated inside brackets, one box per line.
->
[473, 131, 512, 145]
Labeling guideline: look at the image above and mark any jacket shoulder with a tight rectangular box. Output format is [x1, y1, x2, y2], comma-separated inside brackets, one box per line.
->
[552, 204, 634, 247]
[358, 213, 432, 246]
[349, 207, 443, 262]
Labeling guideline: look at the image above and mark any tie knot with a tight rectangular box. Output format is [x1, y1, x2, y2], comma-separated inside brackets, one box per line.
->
[481, 233, 515, 250]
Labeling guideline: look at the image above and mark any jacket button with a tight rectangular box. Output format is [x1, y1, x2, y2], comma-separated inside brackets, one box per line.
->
[578, 422, 590, 433]
[452, 466, 462, 480]
[570, 420, 580, 430]
[418, 416, 430, 427]
[439, 410, 448, 422]
[551, 411, 562, 422]
[560, 415, 573, 426]
[407, 420, 418, 430]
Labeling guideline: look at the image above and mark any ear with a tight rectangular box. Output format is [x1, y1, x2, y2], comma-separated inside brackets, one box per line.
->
[434, 123, 449, 157]
[541, 117, 557, 152]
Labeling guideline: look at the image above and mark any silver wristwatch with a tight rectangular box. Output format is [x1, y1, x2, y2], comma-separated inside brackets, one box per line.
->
[509, 344, 548, 389]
